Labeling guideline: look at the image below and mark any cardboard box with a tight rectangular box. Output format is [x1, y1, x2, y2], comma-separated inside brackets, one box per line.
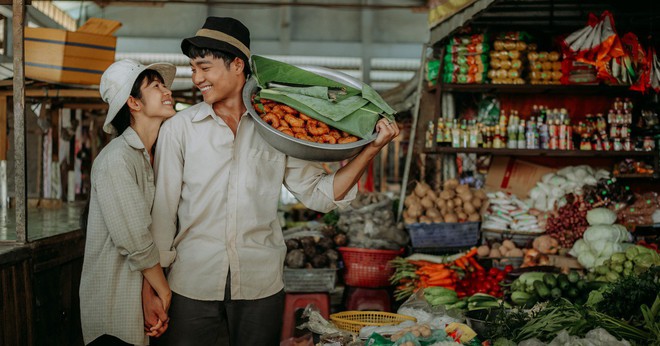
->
[25, 18, 121, 85]
[485, 156, 557, 198]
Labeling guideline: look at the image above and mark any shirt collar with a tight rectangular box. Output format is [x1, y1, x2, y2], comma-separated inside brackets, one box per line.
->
[191, 102, 250, 122]
[121, 126, 145, 150]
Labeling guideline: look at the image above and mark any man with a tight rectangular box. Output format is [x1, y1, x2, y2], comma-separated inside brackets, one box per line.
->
[143, 16, 399, 345]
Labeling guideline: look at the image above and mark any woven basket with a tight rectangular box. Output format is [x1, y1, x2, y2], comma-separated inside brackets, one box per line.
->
[330, 311, 416, 333]
[406, 222, 480, 248]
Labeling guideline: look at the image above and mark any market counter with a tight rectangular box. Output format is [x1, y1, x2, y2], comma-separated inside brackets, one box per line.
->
[0, 204, 86, 346]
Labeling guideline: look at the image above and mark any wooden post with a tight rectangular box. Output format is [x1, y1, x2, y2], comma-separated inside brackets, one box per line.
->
[0, 96, 6, 161]
[13, 0, 27, 243]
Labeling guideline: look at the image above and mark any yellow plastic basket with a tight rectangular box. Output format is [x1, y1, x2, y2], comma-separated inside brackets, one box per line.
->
[330, 311, 417, 333]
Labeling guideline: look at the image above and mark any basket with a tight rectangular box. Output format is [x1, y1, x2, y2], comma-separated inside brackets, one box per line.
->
[406, 222, 480, 248]
[330, 311, 417, 333]
[338, 247, 404, 288]
[283, 268, 337, 292]
[481, 228, 540, 248]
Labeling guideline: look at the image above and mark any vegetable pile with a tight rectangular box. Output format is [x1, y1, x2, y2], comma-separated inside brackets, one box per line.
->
[545, 193, 589, 248]
[403, 180, 487, 224]
[588, 245, 660, 282]
[527, 165, 608, 212]
[477, 240, 524, 259]
[283, 225, 344, 269]
[509, 271, 597, 307]
[568, 207, 632, 270]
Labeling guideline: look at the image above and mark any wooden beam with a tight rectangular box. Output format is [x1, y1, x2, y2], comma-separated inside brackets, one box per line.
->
[0, 89, 100, 98]
[0, 97, 6, 161]
[13, 0, 27, 243]
[61, 103, 108, 110]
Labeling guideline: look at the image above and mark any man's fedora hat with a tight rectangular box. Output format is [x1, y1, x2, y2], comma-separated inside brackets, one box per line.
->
[181, 17, 251, 69]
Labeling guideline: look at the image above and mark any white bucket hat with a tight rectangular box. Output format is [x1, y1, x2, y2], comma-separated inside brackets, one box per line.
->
[99, 59, 176, 134]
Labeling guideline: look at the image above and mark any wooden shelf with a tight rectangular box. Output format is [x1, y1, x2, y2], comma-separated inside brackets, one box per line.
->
[424, 147, 658, 158]
[432, 83, 635, 95]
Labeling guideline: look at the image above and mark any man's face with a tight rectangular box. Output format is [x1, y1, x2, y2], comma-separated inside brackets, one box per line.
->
[190, 54, 244, 105]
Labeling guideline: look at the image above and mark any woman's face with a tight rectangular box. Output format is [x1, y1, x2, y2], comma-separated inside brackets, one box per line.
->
[136, 77, 176, 120]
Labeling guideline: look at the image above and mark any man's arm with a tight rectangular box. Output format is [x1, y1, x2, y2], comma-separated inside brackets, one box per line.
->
[333, 117, 399, 200]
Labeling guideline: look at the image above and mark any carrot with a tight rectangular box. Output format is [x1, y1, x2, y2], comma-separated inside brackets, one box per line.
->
[468, 256, 484, 272]
[427, 277, 455, 286]
[428, 270, 452, 280]
[464, 247, 478, 258]
[407, 260, 438, 267]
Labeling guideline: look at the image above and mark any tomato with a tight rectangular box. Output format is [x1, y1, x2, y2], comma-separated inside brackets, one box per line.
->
[504, 265, 514, 273]
[488, 267, 500, 276]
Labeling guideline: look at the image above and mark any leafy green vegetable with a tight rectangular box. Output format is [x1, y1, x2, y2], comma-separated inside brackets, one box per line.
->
[597, 266, 660, 324]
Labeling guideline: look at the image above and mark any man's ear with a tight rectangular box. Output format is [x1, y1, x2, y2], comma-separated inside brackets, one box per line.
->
[127, 95, 141, 112]
[232, 57, 245, 74]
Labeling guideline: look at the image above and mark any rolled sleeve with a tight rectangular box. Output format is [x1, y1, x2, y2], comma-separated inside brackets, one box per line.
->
[94, 160, 160, 272]
[284, 157, 357, 213]
[151, 123, 184, 268]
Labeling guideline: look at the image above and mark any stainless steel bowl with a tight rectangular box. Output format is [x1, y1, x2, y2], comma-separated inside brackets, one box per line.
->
[242, 66, 376, 162]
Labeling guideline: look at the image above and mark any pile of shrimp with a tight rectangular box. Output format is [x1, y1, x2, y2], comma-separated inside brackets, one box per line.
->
[253, 98, 359, 144]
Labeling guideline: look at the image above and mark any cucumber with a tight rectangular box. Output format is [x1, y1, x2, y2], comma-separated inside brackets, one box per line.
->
[551, 287, 562, 299]
[511, 291, 532, 306]
[543, 273, 557, 288]
[567, 271, 580, 283]
[533, 281, 550, 299]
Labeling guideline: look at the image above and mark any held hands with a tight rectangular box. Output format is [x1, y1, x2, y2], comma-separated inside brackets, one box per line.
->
[142, 278, 171, 338]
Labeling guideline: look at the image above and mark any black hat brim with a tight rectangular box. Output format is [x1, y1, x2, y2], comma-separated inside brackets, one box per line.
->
[181, 36, 250, 74]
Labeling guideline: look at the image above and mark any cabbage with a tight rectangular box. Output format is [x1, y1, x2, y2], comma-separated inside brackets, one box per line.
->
[542, 173, 554, 184]
[549, 176, 567, 186]
[569, 239, 588, 258]
[591, 240, 614, 257]
[578, 251, 597, 269]
[583, 225, 623, 245]
[586, 208, 617, 226]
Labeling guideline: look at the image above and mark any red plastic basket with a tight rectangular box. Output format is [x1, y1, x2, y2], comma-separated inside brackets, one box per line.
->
[338, 247, 404, 288]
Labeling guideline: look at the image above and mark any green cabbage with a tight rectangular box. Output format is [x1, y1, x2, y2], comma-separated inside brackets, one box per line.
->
[586, 208, 617, 226]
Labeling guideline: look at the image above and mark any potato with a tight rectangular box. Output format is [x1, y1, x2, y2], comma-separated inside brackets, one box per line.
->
[421, 196, 435, 209]
[440, 190, 455, 200]
[419, 216, 433, 224]
[472, 198, 482, 208]
[426, 208, 442, 219]
[459, 192, 473, 202]
[403, 217, 417, 224]
[444, 178, 459, 190]
[444, 213, 458, 223]
[436, 198, 447, 210]
[502, 239, 516, 250]
[468, 213, 481, 222]
[499, 247, 509, 257]
[426, 190, 438, 201]
[463, 202, 476, 214]
[473, 189, 487, 200]
[453, 197, 463, 207]
[457, 211, 468, 221]
[508, 248, 524, 257]
[456, 184, 470, 195]
[407, 205, 422, 218]
[404, 194, 420, 207]
[432, 216, 444, 223]
[477, 245, 490, 257]
[446, 200, 455, 210]
[489, 248, 502, 258]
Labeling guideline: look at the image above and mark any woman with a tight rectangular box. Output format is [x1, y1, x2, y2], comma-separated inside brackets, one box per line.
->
[80, 59, 176, 346]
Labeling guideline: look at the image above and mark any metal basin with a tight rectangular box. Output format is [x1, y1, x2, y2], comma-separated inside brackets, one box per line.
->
[242, 66, 376, 162]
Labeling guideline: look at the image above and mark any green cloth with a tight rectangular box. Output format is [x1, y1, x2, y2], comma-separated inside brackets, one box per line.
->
[251, 55, 395, 138]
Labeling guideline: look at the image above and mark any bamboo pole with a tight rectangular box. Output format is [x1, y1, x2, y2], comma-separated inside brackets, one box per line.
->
[13, 0, 27, 243]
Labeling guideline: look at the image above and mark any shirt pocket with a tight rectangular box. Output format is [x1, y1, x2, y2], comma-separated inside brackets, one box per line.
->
[246, 148, 285, 197]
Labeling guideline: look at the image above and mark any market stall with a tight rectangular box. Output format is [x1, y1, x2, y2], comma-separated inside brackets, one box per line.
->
[280, 1, 660, 345]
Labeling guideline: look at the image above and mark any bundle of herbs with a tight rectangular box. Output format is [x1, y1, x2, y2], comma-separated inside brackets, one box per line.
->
[596, 265, 660, 325]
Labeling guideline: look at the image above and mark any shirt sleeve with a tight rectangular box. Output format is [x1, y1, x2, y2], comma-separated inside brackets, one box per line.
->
[282, 156, 357, 213]
[150, 123, 184, 267]
[94, 159, 160, 272]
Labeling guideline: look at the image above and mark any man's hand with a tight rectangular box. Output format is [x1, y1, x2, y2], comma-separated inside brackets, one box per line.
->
[369, 117, 400, 150]
[142, 278, 169, 337]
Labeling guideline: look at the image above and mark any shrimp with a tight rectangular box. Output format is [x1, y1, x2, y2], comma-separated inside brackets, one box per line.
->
[328, 130, 341, 140]
[261, 113, 280, 128]
[307, 120, 329, 136]
[319, 134, 337, 144]
[295, 133, 314, 141]
[283, 113, 304, 128]
[338, 136, 358, 144]
[277, 104, 299, 115]
[278, 128, 294, 136]
[253, 103, 266, 115]
[291, 126, 307, 134]
[298, 113, 312, 121]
